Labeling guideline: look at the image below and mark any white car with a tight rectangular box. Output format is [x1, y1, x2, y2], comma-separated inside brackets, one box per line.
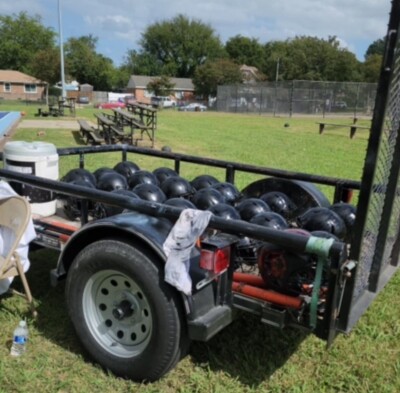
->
[179, 103, 207, 112]
[151, 96, 177, 108]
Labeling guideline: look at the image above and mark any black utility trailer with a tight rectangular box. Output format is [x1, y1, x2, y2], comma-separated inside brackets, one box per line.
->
[1, 1, 400, 382]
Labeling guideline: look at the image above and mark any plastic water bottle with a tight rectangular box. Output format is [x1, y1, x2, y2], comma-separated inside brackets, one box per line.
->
[10, 320, 28, 357]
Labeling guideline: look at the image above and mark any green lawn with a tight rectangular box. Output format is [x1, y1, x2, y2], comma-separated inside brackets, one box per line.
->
[0, 108, 398, 393]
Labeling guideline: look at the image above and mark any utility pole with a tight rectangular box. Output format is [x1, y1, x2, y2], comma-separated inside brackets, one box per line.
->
[275, 58, 280, 83]
[273, 58, 280, 117]
[58, 0, 66, 99]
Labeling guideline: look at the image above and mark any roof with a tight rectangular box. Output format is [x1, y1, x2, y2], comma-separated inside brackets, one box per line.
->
[0, 70, 46, 84]
[240, 64, 264, 83]
[127, 75, 194, 91]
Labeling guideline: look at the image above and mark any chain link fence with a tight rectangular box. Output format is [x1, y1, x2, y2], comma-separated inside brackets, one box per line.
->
[217, 81, 377, 118]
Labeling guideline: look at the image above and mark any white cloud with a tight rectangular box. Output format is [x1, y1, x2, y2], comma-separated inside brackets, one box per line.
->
[84, 15, 132, 32]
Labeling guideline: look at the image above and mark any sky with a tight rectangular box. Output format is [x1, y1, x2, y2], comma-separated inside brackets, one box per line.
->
[0, 0, 392, 66]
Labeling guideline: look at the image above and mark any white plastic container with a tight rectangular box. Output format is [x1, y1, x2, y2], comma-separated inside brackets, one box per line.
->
[3, 141, 59, 217]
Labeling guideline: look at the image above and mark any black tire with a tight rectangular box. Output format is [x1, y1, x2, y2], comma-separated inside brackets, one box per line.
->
[65, 239, 187, 381]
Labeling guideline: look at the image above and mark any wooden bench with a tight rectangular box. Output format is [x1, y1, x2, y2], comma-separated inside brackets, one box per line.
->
[316, 121, 370, 139]
[111, 109, 153, 145]
[119, 105, 157, 147]
[94, 113, 127, 144]
[77, 120, 105, 145]
[110, 125, 127, 142]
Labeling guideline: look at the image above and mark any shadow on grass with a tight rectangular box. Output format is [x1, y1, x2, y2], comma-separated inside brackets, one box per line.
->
[7, 247, 309, 387]
[71, 130, 86, 146]
[9, 248, 87, 357]
[189, 312, 309, 387]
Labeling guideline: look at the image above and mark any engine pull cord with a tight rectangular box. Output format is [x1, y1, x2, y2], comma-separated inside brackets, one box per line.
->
[305, 236, 334, 329]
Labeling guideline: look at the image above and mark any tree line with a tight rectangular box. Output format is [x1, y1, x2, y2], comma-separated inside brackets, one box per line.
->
[0, 12, 384, 97]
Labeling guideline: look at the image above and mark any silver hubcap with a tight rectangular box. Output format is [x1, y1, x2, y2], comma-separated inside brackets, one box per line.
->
[82, 269, 152, 358]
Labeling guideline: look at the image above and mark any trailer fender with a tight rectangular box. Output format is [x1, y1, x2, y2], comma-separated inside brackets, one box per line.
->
[55, 212, 174, 280]
[241, 177, 330, 217]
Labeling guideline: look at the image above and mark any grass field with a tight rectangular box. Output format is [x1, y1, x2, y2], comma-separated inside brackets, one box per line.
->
[0, 105, 399, 393]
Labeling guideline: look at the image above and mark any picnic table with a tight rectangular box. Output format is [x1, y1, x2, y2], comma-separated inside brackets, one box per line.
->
[112, 109, 155, 146]
[36, 97, 76, 118]
[59, 97, 76, 117]
[77, 119, 105, 145]
[94, 113, 126, 144]
[125, 103, 157, 146]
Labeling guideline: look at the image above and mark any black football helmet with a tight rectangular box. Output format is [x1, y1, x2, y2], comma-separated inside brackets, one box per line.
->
[128, 170, 159, 189]
[250, 212, 288, 230]
[160, 176, 194, 199]
[164, 198, 196, 209]
[208, 203, 241, 220]
[191, 188, 225, 210]
[212, 182, 241, 205]
[62, 168, 96, 187]
[131, 184, 167, 203]
[96, 172, 128, 192]
[297, 207, 346, 240]
[191, 175, 219, 190]
[113, 161, 140, 180]
[61, 179, 96, 220]
[329, 203, 356, 230]
[311, 230, 340, 242]
[94, 189, 139, 218]
[93, 167, 117, 182]
[260, 191, 296, 219]
[153, 167, 178, 184]
[235, 198, 270, 221]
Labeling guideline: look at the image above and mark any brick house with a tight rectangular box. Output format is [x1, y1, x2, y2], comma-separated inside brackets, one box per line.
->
[126, 75, 195, 103]
[0, 70, 47, 101]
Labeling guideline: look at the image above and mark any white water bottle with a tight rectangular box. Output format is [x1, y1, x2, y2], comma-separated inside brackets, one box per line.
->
[10, 320, 28, 357]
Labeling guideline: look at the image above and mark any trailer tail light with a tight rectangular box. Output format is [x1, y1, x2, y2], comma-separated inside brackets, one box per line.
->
[200, 246, 231, 274]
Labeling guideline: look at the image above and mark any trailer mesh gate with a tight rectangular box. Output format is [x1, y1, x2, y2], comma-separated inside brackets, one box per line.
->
[342, 0, 400, 331]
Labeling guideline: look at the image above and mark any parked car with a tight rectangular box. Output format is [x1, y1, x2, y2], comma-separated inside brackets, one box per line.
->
[332, 101, 347, 110]
[77, 96, 89, 104]
[179, 103, 207, 112]
[95, 102, 126, 110]
[123, 95, 136, 105]
[151, 96, 177, 108]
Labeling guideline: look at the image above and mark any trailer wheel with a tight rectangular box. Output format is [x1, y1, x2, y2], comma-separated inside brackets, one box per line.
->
[65, 239, 186, 382]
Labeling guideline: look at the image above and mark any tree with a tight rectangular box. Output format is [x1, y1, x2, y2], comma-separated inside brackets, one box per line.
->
[27, 48, 60, 84]
[0, 12, 56, 73]
[365, 38, 385, 58]
[146, 76, 175, 96]
[139, 14, 225, 78]
[193, 59, 243, 97]
[363, 54, 382, 82]
[263, 36, 362, 82]
[64, 35, 116, 90]
[121, 50, 163, 76]
[225, 35, 266, 70]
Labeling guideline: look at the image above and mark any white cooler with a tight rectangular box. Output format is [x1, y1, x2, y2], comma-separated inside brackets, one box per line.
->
[3, 141, 59, 217]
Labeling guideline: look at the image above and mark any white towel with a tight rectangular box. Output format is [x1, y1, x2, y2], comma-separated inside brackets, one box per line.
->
[163, 209, 212, 295]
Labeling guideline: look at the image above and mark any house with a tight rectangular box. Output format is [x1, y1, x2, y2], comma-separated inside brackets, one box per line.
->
[0, 70, 47, 101]
[126, 75, 195, 103]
